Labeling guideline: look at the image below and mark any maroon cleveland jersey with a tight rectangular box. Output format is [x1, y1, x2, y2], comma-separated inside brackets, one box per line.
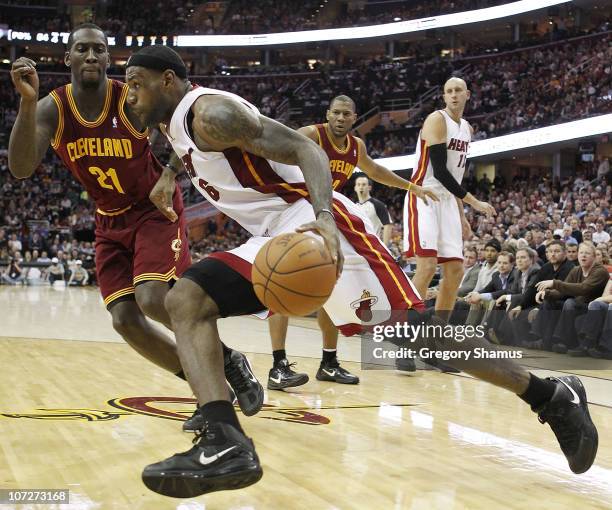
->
[49, 79, 161, 214]
[314, 123, 360, 191]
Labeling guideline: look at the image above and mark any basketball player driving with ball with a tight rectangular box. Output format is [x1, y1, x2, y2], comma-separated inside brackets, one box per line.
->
[126, 45, 423, 497]
[126, 46, 598, 499]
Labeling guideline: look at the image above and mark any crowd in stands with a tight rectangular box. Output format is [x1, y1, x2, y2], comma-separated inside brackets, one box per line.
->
[361, 161, 611, 359]
[291, 29, 612, 154]
[0, 0, 71, 33]
[0, 0, 512, 36]
[218, 0, 513, 35]
[0, 152, 96, 286]
[220, 0, 320, 34]
[332, 0, 511, 30]
[189, 217, 250, 262]
[356, 158, 611, 266]
[0, 0, 195, 36]
[2, 0, 598, 40]
[466, 31, 612, 139]
[99, 0, 196, 37]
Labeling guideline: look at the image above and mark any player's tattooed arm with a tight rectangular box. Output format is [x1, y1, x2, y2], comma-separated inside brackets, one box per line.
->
[192, 95, 333, 212]
[9, 58, 58, 178]
[192, 95, 343, 273]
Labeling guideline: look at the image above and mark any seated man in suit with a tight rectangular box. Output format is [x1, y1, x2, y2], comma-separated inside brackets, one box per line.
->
[508, 240, 574, 348]
[463, 251, 517, 327]
[457, 246, 481, 297]
[450, 239, 500, 324]
[489, 247, 540, 344]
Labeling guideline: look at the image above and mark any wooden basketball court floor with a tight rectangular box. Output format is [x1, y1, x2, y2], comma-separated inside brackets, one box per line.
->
[1, 286, 612, 509]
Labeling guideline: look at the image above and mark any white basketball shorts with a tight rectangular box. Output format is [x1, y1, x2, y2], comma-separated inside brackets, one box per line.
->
[208, 192, 423, 335]
[403, 191, 463, 262]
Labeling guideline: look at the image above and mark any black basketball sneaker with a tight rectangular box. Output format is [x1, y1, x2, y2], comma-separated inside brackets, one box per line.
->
[536, 376, 598, 474]
[183, 387, 237, 433]
[224, 348, 264, 417]
[316, 360, 360, 384]
[142, 421, 263, 498]
[267, 359, 309, 390]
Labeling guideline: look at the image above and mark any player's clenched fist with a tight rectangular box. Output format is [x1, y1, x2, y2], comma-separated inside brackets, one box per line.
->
[10, 57, 40, 102]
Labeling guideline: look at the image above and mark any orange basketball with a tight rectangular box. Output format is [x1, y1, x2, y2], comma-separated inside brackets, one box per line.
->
[252, 233, 337, 316]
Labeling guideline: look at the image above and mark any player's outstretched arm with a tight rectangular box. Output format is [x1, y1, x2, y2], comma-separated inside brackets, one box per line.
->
[8, 58, 58, 179]
[191, 95, 343, 274]
[422, 112, 495, 217]
[355, 138, 438, 204]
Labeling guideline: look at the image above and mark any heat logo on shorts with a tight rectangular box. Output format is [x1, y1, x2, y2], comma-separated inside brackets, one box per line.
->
[350, 289, 379, 322]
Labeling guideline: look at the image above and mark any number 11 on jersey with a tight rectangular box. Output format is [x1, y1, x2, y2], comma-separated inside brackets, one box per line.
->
[458, 154, 468, 168]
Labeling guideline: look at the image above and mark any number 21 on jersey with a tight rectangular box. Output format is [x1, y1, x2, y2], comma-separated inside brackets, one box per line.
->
[89, 166, 125, 194]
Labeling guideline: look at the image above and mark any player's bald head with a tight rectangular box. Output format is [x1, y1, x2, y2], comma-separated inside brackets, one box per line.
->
[442, 76, 470, 112]
[443, 77, 467, 91]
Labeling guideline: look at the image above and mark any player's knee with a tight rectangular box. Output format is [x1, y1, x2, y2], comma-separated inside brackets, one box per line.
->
[417, 258, 437, 278]
[443, 262, 464, 283]
[165, 278, 216, 325]
[111, 304, 146, 339]
[135, 283, 167, 319]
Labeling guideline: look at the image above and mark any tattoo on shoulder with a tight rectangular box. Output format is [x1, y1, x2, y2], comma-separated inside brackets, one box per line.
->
[202, 99, 263, 144]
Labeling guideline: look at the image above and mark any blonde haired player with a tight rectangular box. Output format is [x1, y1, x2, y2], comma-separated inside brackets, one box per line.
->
[404, 77, 496, 322]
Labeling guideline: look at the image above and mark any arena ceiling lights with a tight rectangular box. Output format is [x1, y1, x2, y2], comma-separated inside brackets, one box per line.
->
[176, 0, 570, 47]
[372, 114, 612, 171]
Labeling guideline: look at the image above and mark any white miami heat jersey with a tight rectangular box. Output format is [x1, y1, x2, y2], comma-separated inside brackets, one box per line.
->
[164, 87, 308, 236]
[411, 110, 471, 198]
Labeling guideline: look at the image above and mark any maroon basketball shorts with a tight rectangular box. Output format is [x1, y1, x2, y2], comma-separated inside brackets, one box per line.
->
[95, 195, 191, 309]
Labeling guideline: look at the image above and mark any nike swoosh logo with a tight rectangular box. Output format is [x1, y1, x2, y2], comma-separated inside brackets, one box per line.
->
[322, 369, 337, 377]
[270, 375, 282, 384]
[557, 378, 581, 405]
[199, 445, 237, 466]
[243, 359, 259, 383]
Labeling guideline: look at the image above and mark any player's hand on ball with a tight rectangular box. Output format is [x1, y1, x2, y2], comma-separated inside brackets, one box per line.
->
[10, 57, 39, 102]
[411, 185, 439, 205]
[149, 166, 178, 222]
[296, 212, 344, 277]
